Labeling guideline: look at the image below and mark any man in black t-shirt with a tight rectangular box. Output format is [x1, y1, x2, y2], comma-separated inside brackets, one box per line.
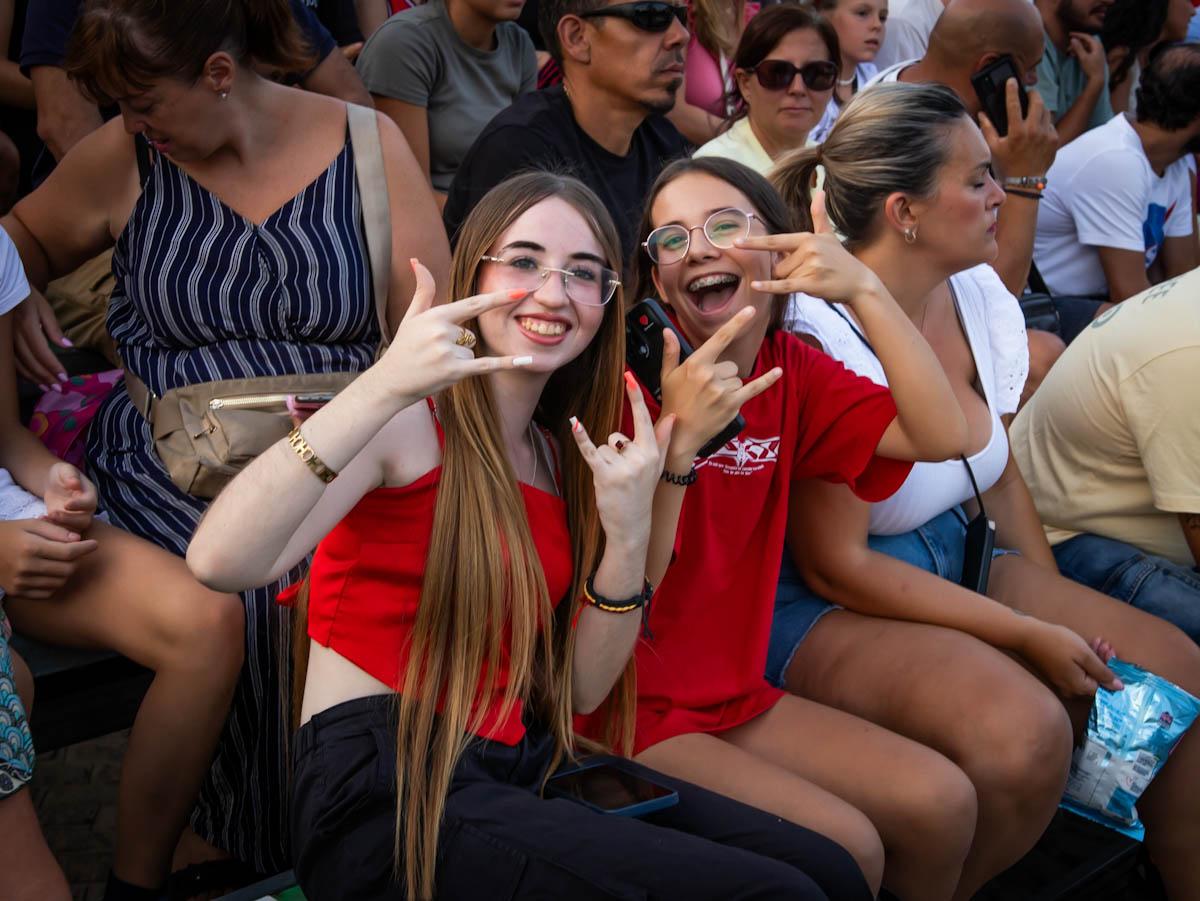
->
[443, 0, 690, 262]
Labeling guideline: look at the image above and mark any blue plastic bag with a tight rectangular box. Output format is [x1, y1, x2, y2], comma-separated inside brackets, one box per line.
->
[1062, 658, 1200, 840]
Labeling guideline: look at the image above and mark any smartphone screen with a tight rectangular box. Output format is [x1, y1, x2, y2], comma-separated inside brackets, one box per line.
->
[547, 763, 677, 812]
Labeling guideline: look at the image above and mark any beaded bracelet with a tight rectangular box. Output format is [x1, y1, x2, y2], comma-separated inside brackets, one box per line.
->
[583, 576, 655, 638]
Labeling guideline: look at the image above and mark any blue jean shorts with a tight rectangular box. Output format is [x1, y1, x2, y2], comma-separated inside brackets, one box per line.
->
[766, 507, 1017, 687]
[1053, 533, 1200, 645]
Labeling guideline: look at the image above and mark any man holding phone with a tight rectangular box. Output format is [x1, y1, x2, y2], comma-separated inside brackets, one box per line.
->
[863, 0, 1063, 398]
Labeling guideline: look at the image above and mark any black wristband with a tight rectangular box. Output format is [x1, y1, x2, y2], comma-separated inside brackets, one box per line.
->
[1004, 187, 1043, 201]
[583, 576, 656, 639]
[661, 465, 698, 486]
[582, 576, 652, 612]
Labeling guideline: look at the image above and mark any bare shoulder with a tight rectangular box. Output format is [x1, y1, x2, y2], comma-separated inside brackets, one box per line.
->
[11, 117, 138, 253]
[374, 399, 443, 487]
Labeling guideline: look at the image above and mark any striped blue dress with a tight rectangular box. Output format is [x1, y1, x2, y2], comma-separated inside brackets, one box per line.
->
[86, 133, 379, 873]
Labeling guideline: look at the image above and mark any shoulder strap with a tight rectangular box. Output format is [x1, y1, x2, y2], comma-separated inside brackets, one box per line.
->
[1026, 259, 1050, 296]
[346, 103, 393, 351]
[134, 135, 153, 188]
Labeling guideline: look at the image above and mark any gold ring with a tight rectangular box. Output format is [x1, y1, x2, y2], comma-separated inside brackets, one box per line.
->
[455, 329, 477, 349]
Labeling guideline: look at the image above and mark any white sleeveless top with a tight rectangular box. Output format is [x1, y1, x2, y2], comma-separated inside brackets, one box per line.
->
[785, 264, 1028, 535]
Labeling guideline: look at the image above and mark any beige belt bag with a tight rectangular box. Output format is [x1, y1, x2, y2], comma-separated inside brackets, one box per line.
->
[124, 102, 392, 499]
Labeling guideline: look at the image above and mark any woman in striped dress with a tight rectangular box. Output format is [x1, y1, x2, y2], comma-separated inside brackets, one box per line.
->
[2, 0, 449, 884]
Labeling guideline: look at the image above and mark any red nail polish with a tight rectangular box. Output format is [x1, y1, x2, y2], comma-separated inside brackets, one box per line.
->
[508, 289, 526, 300]
[624, 371, 636, 388]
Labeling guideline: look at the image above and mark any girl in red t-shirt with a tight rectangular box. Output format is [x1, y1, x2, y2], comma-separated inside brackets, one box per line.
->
[188, 172, 872, 901]
[605, 155, 984, 899]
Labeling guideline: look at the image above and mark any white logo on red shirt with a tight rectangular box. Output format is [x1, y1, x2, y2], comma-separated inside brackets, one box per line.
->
[696, 435, 780, 477]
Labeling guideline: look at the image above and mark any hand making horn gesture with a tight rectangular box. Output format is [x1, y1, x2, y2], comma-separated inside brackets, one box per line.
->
[736, 191, 888, 309]
[377, 259, 536, 402]
[659, 307, 783, 462]
[570, 373, 676, 543]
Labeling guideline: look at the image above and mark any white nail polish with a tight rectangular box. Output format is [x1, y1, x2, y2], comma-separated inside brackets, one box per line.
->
[513, 355, 533, 367]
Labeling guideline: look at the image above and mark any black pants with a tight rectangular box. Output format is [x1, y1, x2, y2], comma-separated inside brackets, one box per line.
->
[292, 697, 871, 900]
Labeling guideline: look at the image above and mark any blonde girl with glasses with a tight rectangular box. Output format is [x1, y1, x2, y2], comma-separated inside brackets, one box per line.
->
[188, 172, 872, 901]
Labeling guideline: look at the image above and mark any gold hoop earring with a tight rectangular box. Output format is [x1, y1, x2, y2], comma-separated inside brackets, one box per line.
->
[904, 226, 918, 245]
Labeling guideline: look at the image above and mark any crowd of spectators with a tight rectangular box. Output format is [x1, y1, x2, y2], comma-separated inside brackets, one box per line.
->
[0, 0, 1198, 899]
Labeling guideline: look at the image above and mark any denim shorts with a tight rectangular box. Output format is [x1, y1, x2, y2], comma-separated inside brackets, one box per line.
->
[766, 507, 1017, 687]
[1053, 533, 1200, 645]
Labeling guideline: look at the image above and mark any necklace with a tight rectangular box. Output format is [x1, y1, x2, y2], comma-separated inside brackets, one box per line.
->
[837, 74, 857, 86]
[526, 421, 540, 487]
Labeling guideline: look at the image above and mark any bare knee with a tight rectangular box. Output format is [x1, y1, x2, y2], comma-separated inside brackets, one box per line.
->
[158, 588, 244, 675]
[891, 755, 978, 866]
[1021, 329, 1066, 407]
[966, 687, 1072, 807]
[1142, 620, 1200, 697]
[826, 805, 885, 896]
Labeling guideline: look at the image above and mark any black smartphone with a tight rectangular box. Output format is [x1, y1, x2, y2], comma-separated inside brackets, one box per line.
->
[959, 513, 996, 594]
[545, 760, 679, 817]
[970, 55, 1029, 138]
[625, 298, 745, 458]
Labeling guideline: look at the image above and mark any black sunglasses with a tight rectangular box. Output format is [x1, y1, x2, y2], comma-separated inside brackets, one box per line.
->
[580, 1, 688, 33]
[752, 59, 839, 92]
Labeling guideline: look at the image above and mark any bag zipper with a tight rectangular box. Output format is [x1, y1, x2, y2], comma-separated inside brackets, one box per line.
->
[208, 393, 291, 411]
[208, 391, 338, 411]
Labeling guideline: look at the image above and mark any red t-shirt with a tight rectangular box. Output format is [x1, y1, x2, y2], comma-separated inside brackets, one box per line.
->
[615, 330, 911, 753]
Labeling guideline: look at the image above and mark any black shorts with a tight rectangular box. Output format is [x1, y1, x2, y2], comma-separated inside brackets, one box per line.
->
[292, 696, 871, 900]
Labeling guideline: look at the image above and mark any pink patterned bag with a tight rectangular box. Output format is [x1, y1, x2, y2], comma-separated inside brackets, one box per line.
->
[27, 370, 123, 467]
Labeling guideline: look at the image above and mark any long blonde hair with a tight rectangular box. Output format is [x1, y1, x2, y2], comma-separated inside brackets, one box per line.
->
[395, 172, 633, 899]
[692, 0, 746, 58]
[771, 83, 969, 247]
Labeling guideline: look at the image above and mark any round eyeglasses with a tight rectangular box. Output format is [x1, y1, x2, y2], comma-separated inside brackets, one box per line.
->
[643, 208, 760, 265]
[480, 254, 621, 306]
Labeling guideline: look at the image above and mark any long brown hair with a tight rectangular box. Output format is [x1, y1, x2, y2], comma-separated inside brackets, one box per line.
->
[65, 0, 314, 105]
[396, 172, 631, 899]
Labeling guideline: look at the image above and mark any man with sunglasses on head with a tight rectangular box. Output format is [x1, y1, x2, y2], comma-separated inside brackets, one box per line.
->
[863, 0, 1065, 402]
[443, 0, 690, 261]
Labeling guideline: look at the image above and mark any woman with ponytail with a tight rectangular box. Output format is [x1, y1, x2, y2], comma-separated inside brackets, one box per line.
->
[1, 0, 449, 884]
[188, 172, 868, 900]
[768, 82, 1200, 898]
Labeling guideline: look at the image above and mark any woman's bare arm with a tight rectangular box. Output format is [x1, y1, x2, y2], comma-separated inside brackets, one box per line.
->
[375, 110, 450, 333]
[2, 117, 135, 287]
[789, 476, 1036, 648]
[978, 450, 1058, 569]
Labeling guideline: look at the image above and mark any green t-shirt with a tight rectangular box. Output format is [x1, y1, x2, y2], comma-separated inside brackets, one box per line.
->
[357, 2, 537, 193]
[1036, 32, 1114, 134]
